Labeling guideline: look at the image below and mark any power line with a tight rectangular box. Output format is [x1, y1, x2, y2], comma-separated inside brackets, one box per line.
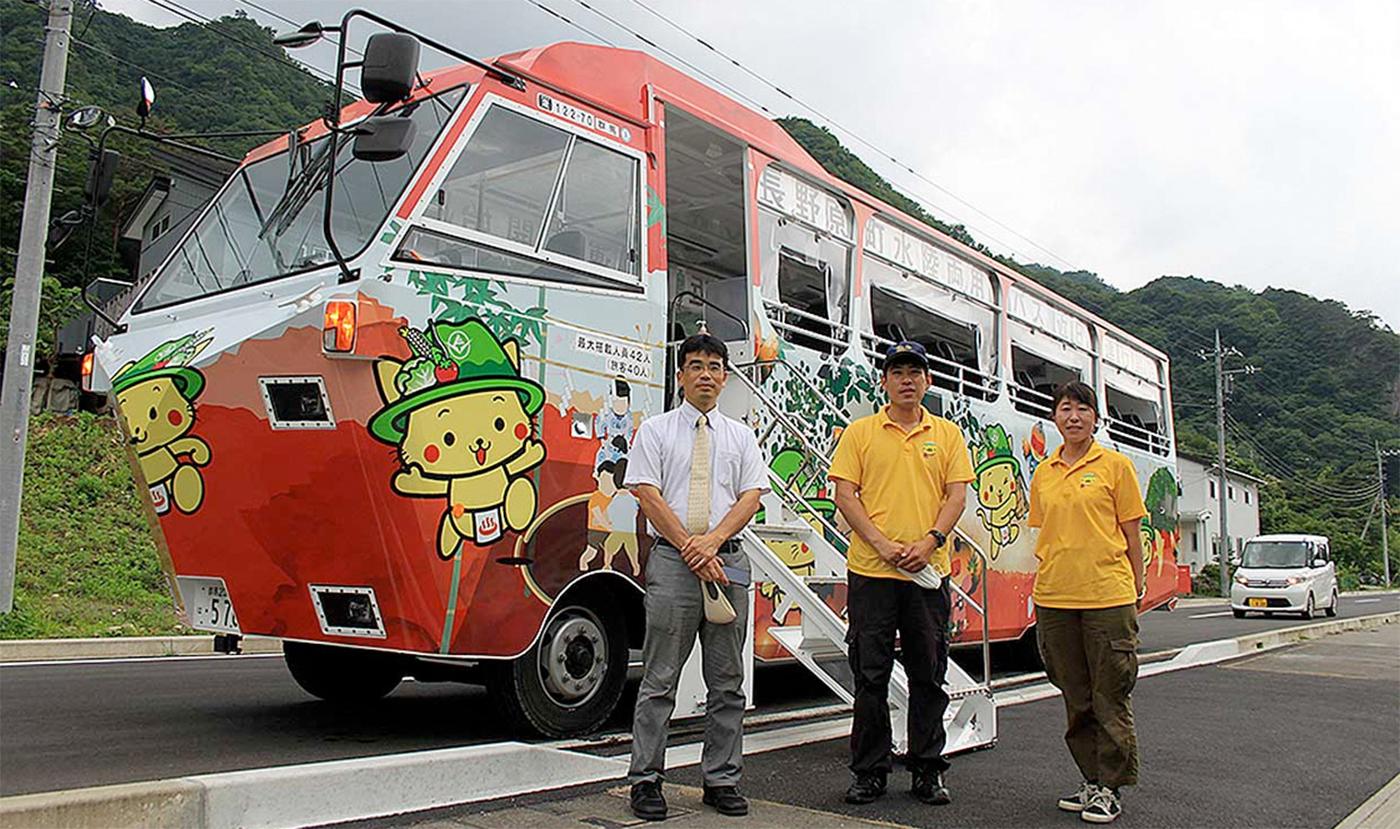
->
[137, 0, 361, 98]
[72, 36, 227, 112]
[232, 0, 364, 58]
[1225, 427, 1378, 498]
[568, 0, 1048, 266]
[522, 0, 619, 46]
[618, 0, 1084, 273]
[1226, 417, 1381, 500]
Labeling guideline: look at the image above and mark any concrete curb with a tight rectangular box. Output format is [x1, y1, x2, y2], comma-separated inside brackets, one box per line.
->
[0, 635, 281, 662]
[0, 743, 628, 829]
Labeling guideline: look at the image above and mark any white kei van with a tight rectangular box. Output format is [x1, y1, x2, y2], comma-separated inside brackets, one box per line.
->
[1230, 534, 1338, 619]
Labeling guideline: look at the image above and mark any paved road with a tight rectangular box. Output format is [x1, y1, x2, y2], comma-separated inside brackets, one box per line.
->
[356, 625, 1400, 829]
[2, 592, 1394, 797]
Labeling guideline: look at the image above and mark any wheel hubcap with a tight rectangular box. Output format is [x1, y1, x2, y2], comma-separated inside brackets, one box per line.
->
[537, 609, 607, 708]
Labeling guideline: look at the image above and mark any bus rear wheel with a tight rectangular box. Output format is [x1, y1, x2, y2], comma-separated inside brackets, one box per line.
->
[283, 641, 405, 703]
[491, 601, 628, 738]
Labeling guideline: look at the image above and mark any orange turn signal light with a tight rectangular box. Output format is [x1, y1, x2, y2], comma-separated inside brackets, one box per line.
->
[323, 300, 356, 353]
[80, 351, 94, 391]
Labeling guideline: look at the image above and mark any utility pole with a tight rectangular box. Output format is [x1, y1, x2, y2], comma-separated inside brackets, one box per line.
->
[1378, 442, 1399, 588]
[1199, 329, 1255, 598]
[0, 0, 74, 614]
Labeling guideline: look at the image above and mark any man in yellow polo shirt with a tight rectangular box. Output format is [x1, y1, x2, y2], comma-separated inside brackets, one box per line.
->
[829, 340, 972, 807]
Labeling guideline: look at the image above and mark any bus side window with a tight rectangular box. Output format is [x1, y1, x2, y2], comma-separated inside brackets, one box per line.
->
[1010, 346, 1080, 419]
[1105, 385, 1166, 455]
[757, 216, 851, 356]
[860, 256, 997, 401]
[777, 249, 842, 354]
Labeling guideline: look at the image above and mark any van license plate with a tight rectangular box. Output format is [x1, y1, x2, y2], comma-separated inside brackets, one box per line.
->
[1247, 598, 1268, 608]
[176, 576, 241, 634]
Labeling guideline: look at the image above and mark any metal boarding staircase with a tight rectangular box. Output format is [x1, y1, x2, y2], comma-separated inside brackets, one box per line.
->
[728, 358, 998, 755]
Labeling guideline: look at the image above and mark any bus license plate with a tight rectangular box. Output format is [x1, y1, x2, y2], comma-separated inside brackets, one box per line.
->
[176, 576, 241, 634]
[1247, 597, 1268, 608]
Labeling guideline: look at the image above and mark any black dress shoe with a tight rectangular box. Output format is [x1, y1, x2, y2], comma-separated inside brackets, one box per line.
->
[703, 785, 749, 816]
[912, 770, 951, 805]
[844, 772, 888, 804]
[630, 781, 667, 821]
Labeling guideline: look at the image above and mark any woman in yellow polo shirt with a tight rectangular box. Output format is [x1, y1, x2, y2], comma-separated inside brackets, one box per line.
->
[1028, 381, 1146, 825]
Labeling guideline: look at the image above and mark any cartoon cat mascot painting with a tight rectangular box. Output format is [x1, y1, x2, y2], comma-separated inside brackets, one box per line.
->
[368, 319, 546, 560]
[111, 330, 214, 515]
[972, 424, 1029, 560]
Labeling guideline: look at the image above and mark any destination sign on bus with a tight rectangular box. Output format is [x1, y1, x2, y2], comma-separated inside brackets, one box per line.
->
[537, 93, 633, 143]
[756, 166, 853, 241]
[863, 216, 994, 304]
[1008, 285, 1093, 352]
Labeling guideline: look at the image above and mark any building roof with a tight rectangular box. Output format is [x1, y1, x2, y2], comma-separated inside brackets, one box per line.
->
[1177, 451, 1269, 485]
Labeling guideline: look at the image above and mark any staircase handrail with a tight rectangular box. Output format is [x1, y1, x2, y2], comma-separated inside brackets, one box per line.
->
[951, 527, 993, 689]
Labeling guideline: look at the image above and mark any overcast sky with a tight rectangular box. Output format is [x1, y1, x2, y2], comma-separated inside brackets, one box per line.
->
[102, 0, 1400, 328]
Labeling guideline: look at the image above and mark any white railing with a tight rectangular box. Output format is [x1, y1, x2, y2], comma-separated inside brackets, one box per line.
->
[860, 333, 1000, 400]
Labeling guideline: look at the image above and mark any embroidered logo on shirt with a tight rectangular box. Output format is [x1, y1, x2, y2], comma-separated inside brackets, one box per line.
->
[1080, 472, 1099, 487]
[922, 441, 938, 457]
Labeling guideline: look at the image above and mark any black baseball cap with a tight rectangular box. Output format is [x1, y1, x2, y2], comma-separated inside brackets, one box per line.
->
[883, 340, 929, 371]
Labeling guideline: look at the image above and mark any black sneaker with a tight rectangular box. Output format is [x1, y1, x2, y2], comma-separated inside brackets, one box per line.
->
[911, 770, 951, 805]
[844, 772, 888, 804]
[1081, 786, 1121, 824]
[702, 785, 749, 816]
[1058, 780, 1098, 812]
[630, 780, 667, 822]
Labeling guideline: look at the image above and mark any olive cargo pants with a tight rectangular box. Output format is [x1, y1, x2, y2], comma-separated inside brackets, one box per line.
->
[1035, 603, 1140, 789]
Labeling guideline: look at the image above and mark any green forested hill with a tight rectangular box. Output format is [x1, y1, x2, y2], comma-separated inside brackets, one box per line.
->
[0, 0, 328, 327]
[778, 117, 1400, 584]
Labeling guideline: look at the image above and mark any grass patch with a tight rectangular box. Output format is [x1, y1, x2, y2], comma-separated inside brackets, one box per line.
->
[0, 413, 189, 639]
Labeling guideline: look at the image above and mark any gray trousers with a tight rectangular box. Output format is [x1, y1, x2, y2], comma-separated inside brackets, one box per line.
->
[628, 543, 750, 787]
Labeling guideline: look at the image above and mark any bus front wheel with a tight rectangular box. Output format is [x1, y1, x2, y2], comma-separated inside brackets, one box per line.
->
[491, 601, 628, 738]
[283, 641, 404, 703]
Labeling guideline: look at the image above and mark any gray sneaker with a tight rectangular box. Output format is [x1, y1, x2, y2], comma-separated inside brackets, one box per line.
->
[1058, 780, 1098, 813]
[1081, 786, 1122, 824]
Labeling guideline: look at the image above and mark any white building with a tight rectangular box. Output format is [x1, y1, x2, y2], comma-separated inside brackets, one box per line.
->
[1176, 452, 1266, 573]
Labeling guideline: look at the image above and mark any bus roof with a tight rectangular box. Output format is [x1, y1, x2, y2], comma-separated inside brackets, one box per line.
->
[250, 41, 1168, 365]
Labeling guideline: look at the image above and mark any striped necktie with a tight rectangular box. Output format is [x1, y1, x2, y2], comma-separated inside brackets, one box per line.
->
[686, 413, 711, 535]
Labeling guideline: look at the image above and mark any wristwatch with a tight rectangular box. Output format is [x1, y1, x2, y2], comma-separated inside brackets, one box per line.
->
[927, 529, 947, 547]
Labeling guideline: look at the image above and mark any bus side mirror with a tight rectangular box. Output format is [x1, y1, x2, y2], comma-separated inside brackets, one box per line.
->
[86, 149, 121, 208]
[360, 33, 420, 103]
[352, 116, 417, 161]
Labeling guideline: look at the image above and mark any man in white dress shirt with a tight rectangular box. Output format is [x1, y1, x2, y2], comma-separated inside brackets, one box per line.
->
[624, 333, 769, 821]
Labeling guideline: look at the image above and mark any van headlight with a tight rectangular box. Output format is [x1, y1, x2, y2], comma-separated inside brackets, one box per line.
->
[1234, 573, 1249, 586]
[1286, 575, 1306, 586]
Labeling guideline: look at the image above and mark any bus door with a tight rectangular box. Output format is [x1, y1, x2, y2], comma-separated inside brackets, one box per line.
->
[659, 106, 752, 415]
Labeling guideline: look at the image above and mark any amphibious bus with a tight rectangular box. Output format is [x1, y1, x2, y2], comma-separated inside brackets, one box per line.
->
[87, 16, 1179, 737]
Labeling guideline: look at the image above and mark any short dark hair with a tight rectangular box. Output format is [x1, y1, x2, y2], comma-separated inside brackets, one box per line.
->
[596, 460, 616, 475]
[1051, 381, 1099, 417]
[614, 378, 630, 398]
[612, 458, 629, 489]
[677, 333, 728, 367]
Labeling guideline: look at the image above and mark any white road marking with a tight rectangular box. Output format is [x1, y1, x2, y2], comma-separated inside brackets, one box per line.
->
[1189, 610, 1235, 619]
[0, 653, 283, 669]
[1354, 599, 1381, 604]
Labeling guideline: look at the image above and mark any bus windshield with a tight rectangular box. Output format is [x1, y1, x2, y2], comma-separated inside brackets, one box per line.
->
[1240, 540, 1310, 569]
[135, 87, 465, 312]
